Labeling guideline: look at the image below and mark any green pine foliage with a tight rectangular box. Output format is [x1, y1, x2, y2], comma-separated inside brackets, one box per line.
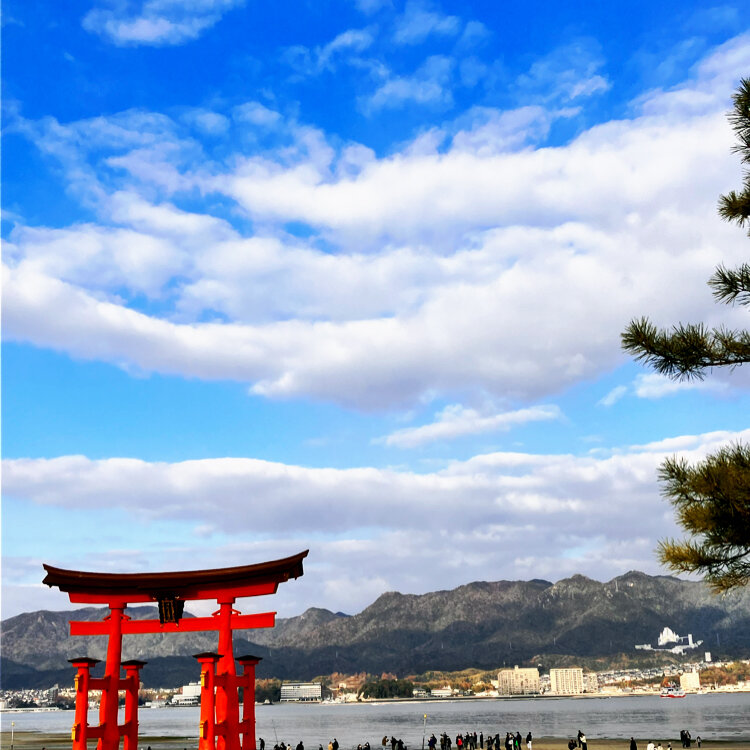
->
[718, 78, 750, 233]
[656, 444, 750, 591]
[621, 78, 750, 591]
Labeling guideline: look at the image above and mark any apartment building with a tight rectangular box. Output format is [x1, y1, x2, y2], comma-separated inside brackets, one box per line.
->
[549, 667, 584, 695]
[280, 682, 322, 702]
[497, 666, 540, 695]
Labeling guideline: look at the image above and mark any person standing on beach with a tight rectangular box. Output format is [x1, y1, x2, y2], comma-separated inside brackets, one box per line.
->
[260, 739, 265, 750]
[696, 738, 701, 748]
[629, 739, 637, 750]
[526, 732, 532, 750]
[646, 740, 655, 750]
[579, 732, 587, 750]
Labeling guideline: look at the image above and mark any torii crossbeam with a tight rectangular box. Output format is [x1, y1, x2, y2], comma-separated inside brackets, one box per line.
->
[43, 550, 308, 750]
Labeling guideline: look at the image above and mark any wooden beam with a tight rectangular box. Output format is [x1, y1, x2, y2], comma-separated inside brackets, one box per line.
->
[70, 611, 276, 636]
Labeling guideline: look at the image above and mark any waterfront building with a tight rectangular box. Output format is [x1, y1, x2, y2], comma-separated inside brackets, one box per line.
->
[171, 682, 200, 706]
[680, 671, 701, 691]
[430, 686, 453, 698]
[583, 672, 599, 693]
[497, 666, 540, 695]
[280, 682, 322, 702]
[550, 668, 584, 695]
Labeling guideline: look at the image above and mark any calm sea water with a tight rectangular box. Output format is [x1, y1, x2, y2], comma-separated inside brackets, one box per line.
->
[4, 694, 750, 745]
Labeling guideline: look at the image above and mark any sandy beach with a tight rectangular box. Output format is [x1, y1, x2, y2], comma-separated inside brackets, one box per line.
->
[3, 735, 750, 750]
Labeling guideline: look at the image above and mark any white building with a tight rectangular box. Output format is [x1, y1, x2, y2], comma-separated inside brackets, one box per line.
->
[680, 672, 701, 691]
[550, 668, 584, 695]
[583, 672, 599, 693]
[280, 682, 322, 702]
[171, 682, 201, 706]
[497, 667, 540, 695]
[430, 686, 453, 698]
[635, 627, 703, 654]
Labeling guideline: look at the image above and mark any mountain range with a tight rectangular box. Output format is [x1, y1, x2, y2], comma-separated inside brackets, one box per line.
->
[3, 571, 750, 689]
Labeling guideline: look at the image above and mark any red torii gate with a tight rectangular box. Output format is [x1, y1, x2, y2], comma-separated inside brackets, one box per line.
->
[43, 550, 308, 750]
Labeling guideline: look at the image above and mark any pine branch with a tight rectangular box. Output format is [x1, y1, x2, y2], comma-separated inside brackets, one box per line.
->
[719, 78, 750, 235]
[621, 317, 750, 379]
[709, 263, 750, 306]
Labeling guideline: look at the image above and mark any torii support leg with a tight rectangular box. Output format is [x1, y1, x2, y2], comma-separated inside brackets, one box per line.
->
[70, 658, 101, 750]
[99, 604, 126, 750]
[196, 653, 221, 750]
[216, 599, 240, 750]
[122, 660, 147, 750]
[237, 655, 262, 750]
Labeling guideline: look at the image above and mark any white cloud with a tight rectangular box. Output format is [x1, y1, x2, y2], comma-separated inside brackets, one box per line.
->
[282, 28, 375, 77]
[514, 37, 611, 103]
[361, 55, 454, 112]
[4, 427, 748, 618]
[392, 1, 461, 45]
[83, 0, 245, 46]
[598, 385, 628, 407]
[380, 404, 562, 447]
[633, 372, 729, 399]
[183, 108, 230, 135]
[4, 34, 750, 410]
[232, 102, 282, 128]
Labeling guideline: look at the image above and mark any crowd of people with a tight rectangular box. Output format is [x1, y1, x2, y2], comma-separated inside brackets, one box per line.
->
[626, 730, 699, 750]
[260, 727, 706, 750]
[423, 730, 534, 750]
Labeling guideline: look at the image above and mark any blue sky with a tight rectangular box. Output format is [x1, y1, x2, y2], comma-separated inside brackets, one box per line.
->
[2, 0, 750, 621]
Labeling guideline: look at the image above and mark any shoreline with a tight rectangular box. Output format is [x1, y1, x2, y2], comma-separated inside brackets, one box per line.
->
[4, 691, 750, 714]
[3, 734, 750, 750]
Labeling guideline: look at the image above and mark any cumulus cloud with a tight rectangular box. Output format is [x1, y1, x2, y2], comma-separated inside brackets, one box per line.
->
[4, 34, 750, 410]
[83, 0, 245, 46]
[4, 427, 747, 618]
[380, 404, 562, 447]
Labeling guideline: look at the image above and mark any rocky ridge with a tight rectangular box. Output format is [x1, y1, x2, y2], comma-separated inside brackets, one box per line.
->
[2, 571, 749, 688]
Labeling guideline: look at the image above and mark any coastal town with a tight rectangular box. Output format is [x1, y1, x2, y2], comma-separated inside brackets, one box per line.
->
[3, 657, 749, 713]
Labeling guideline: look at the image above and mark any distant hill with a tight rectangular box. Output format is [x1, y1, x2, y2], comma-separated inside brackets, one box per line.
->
[2, 571, 749, 689]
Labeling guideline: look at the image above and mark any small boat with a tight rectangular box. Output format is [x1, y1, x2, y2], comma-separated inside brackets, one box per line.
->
[660, 684, 686, 698]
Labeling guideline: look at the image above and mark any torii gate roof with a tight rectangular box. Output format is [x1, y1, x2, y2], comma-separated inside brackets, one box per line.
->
[43, 549, 308, 604]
